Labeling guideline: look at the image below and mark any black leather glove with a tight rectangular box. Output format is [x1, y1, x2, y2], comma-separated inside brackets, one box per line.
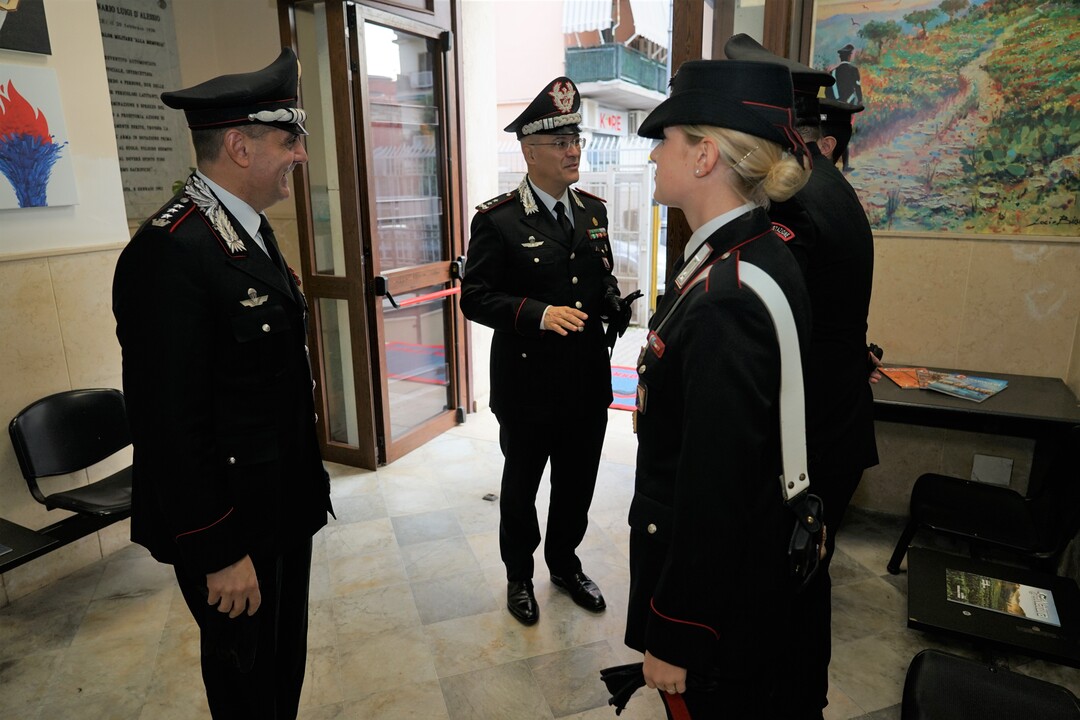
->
[601, 290, 622, 321]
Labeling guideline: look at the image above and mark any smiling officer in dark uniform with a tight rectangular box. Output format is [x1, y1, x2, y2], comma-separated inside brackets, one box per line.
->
[461, 76, 621, 626]
[112, 48, 332, 720]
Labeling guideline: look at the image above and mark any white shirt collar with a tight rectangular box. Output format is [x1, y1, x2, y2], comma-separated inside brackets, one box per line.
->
[682, 202, 757, 262]
[528, 178, 573, 227]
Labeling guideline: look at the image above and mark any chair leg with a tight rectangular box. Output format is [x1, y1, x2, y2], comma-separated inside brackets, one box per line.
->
[888, 519, 919, 574]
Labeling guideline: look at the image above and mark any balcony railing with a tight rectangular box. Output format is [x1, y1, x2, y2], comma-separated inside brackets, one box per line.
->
[565, 45, 667, 94]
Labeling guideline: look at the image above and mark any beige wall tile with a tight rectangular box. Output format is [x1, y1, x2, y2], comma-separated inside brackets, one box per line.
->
[956, 243, 1080, 377]
[0, 258, 72, 532]
[867, 236, 971, 367]
[49, 251, 124, 390]
[938, 430, 1035, 494]
[0, 258, 70, 416]
[855, 422, 947, 515]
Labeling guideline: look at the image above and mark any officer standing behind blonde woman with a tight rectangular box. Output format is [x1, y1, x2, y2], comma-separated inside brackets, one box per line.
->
[622, 59, 815, 718]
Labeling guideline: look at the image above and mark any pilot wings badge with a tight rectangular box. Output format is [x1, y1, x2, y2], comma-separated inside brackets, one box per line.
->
[521, 236, 544, 248]
[240, 288, 268, 307]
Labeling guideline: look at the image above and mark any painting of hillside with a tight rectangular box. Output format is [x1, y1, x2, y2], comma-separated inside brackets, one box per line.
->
[811, 0, 1079, 236]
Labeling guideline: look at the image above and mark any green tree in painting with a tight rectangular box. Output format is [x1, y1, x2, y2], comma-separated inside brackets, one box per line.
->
[904, 8, 942, 38]
[859, 20, 903, 59]
[940, 0, 970, 23]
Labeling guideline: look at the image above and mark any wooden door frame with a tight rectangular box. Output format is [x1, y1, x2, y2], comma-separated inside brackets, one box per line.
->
[280, 0, 468, 468]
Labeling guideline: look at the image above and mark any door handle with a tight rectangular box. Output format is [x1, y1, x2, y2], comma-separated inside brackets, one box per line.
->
[450, 255, 466, 281]
[373, 276, 399, 309]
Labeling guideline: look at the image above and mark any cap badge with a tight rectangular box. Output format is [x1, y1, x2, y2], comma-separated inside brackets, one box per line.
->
[549, 81, 575, 114]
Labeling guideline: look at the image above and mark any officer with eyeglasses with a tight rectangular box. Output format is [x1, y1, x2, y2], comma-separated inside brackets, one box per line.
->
[461, 76, 622, 627]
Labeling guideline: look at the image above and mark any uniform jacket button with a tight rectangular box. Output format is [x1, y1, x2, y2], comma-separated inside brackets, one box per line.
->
[647, 523, 657, 534]
[575, 301, 582, 309]
[521, 352, 527, 358]
[571, 276, 579, 284]
[533, 257, 540, 263]
[227, 456, 237, 465]
[570, 252, 576, 260]
[639, 364, 646, 373]
[261, 323, 271, 332]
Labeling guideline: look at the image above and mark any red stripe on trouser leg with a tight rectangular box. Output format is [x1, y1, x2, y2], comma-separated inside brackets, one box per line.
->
[661, 691, 693, 720]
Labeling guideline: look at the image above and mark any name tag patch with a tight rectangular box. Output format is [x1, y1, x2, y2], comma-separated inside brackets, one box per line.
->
[771, 223, 795, 242]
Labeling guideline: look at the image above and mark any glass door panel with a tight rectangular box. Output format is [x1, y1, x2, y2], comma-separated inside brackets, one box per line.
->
[289, 1, 464, 468]
[381, 287, 453, 440]
[317, 297, 359, 445]
[298, 3, 352, 278]
[365, 22, 444, 273]
[356, 8, 462, 463]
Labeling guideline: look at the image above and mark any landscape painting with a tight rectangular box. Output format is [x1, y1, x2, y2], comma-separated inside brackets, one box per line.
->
[810, 0, 1078, 236]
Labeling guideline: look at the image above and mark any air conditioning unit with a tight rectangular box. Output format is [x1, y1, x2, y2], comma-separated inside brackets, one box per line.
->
[410, 70, 433, 88]
[580, 98, 599, 128]
[627, 111, 649, 135]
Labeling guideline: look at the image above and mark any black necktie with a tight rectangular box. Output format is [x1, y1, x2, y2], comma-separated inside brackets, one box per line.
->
[554, 201, 573, 243]
[258, 216, 290, 282]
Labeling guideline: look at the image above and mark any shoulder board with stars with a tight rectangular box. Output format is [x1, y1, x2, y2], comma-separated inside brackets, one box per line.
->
[572, 187, 607, 203]
[147, 196, 194, 230]
[475, 191, 517, 214]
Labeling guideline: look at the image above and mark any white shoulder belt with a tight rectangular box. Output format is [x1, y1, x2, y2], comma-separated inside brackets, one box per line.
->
[652, 258, 810, 502]
[737, 261, 810, 502]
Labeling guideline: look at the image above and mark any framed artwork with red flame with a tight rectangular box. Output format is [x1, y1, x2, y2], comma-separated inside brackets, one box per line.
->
[0, 64, 76, 209]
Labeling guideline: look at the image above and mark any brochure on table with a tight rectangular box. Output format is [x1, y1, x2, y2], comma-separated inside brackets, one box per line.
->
[881, 367, 1008, 402]
[946, 567, 1061, 627]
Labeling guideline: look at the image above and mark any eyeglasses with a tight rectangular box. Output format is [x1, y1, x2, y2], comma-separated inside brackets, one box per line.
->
[529, 137, 587, 152]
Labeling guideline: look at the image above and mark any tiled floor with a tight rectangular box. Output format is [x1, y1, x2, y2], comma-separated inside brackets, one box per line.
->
[3, 331, 1079, 718]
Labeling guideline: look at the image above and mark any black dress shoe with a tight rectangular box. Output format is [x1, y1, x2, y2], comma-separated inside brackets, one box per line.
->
[550, 571, 606, 612]
[507, 580, 539, 625]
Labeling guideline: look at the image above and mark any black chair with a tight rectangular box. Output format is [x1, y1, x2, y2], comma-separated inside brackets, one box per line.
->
[887, 424, 1080, 575]
[901, 649, 1080, 719]
[9, 388, 133, 517]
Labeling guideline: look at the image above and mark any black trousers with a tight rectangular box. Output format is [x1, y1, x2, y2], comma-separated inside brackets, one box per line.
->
[782, 467, 866, 720]
[497, 407, 607, 581]
[175, 538, 313, 720]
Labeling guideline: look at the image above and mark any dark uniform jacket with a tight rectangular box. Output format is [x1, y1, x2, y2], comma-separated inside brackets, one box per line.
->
[460, 177, 618, 421]
[626, 207, 812, 675]
[770, 143, 877, 476]
[113, 173, 332, 575]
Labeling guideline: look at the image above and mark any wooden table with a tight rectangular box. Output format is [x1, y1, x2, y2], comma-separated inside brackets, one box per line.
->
[873, 367, 1080, 439]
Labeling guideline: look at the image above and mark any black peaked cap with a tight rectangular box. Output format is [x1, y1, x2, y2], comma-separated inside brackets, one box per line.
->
[637, 59, 805, 158]
[504, 76, 582, 139]
[723, 33, 834, 123]
[161, 48, 307, 135]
